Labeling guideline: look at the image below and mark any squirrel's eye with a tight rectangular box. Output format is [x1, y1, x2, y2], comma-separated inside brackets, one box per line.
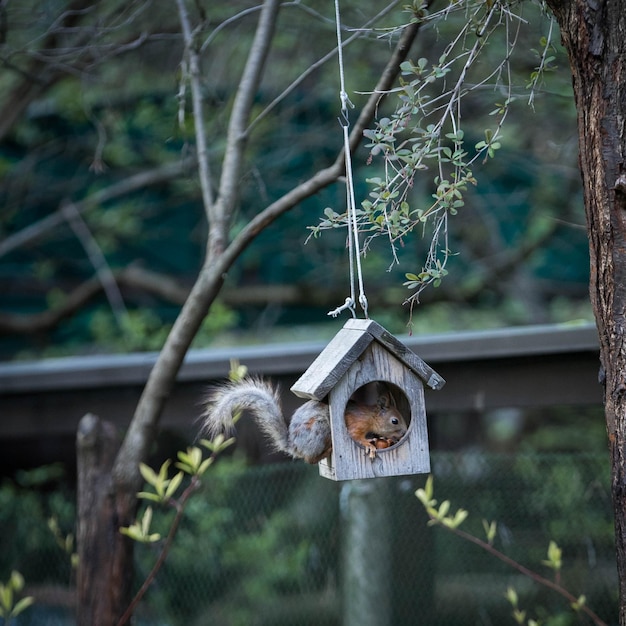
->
[391, 417, 399, 425]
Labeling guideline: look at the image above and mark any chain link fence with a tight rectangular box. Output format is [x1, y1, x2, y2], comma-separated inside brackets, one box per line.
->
[5, 452, 617, 625]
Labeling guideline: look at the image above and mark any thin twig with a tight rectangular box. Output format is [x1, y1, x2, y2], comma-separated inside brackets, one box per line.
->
[247, 0, 400, 134]
[214, 0, 281, 227]
[62, 201, 128, 325]
[0, 157, 196, 259]
[176, 0, 214, 213]
[116, 476, 202, 626]
[433, 519, 608, 626]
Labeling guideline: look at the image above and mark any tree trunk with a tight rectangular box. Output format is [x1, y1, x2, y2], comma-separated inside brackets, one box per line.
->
[545, 0, 626, 620]
[76, 414, 134, 626]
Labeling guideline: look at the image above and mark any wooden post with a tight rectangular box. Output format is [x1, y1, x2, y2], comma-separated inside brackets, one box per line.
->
[76, 413, 133, 626]
[341, 479, 392, 626]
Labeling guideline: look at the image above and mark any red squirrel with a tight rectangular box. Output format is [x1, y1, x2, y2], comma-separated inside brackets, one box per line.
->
[201, 378, 408, 463]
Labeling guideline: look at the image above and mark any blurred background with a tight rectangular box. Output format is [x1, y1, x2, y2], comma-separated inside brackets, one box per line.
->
[0, 1, 612, 625]
[0, 0, 589, 361]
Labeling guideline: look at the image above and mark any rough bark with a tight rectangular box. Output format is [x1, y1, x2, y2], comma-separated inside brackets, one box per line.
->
[545, 0, 626, 619]
[76, 414, 132, 626]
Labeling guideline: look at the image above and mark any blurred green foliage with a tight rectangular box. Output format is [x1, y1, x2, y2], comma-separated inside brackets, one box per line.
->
[0, 452, 616, 625]
[0, 1, 589, 361]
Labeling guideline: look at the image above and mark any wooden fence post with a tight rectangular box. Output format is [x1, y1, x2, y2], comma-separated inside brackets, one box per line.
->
[341, 479, 392, 626]
[76, 413, 133, 626]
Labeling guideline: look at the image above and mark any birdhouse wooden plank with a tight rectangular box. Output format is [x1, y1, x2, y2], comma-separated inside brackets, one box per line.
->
[291, 319, 445, 481]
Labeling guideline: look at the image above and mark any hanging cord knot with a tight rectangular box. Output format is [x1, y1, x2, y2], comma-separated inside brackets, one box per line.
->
[358, 294, 369, 318]
[328, 297, 356, 318]
[338, 90, 354, 127]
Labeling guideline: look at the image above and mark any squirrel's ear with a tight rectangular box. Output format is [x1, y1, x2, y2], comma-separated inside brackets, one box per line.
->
[377, 390, 395, 410]
[374, 382, 397, 409]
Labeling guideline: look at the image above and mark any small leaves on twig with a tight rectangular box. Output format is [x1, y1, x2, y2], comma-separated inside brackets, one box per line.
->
[0, 571, 35, 621]
[541, 539, 562, 573]
[309, 2, 561, 311]
[119, 507, 161, 544]
[416, 476, 468, 529]
[137, 460, 184, 504]
[416, 477, 607, 626]
[117, 432, 236, 625]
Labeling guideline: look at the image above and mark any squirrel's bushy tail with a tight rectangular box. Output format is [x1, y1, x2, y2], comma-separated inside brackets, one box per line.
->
[201, 377, 291, 455]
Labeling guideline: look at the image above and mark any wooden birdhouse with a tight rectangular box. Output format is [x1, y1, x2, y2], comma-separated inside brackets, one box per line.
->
[290, 318, 445, 481]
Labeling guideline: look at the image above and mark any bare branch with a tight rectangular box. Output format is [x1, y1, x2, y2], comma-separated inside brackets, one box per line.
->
[0, 1, 164, 141]
[175, 0, 214, 212]
[62, 201, 128, 325]
[248, 0, 400, 134]
[0, 266, 188, 336]
[0, 0, 93, 140]
[213, 0, 281, 232]
[0, 156, 196, 259]
[0, 276, 104, 335]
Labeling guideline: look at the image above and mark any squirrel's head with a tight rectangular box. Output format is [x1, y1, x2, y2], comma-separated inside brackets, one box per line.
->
[376, 392, 408, 441]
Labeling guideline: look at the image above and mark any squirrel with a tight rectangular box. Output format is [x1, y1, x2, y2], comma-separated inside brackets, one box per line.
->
[201, 377, 408, 463]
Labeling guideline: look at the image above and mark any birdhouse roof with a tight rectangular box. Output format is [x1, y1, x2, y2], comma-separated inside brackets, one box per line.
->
[290, 319, 445, 401]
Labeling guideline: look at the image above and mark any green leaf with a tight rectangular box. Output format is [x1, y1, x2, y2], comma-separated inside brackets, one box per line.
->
[437, 500, 450, 518]
[505, 586, 518, 607]
[139, 462, 159, 486]
[482, 519, 497, 544]
[9, 572, 24, 594]
[541, 540, 562, 571]
[137, 491, 162, 503]
[0, 584, 13, 612]
[119, 526, 142, 541]
[197, 457, 214, 475]
[11, 596, 35, 618]
[415, 475, 436, 507]
[141, 506, 154, 536]
[165, 471, 184, 499]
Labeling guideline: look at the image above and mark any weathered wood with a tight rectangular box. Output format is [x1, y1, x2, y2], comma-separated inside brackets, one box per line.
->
[76, 414, 133, 626]
[290, 319, 437, 480]
[319, 342, 430, 481]
[341, 480, 393, 626]
[290, 325, 374, 400]
[291, 319, 445, 401]
[344, 319, 446, 390]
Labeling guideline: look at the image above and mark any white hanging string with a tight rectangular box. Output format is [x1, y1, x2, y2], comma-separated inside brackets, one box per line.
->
[327, 0, 368, 319]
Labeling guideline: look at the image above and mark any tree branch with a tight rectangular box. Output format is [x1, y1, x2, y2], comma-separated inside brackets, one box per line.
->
[0, 156, 196, 259]
[111, 0, 283, 491]
[247, 0, 400, 135]
[226, 19, 423, 267]
[213, 0, 281, 233]
[111, 17, 423, 492]
[0, 267, 188, 336]
[176, 0, 214, 213]
[0, 0, 93, 141]
[0, 276, 104, 334]
[62, 201, 128, 325]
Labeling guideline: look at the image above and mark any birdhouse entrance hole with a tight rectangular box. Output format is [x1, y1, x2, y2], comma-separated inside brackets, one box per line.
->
[344, 381, 411, 455]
